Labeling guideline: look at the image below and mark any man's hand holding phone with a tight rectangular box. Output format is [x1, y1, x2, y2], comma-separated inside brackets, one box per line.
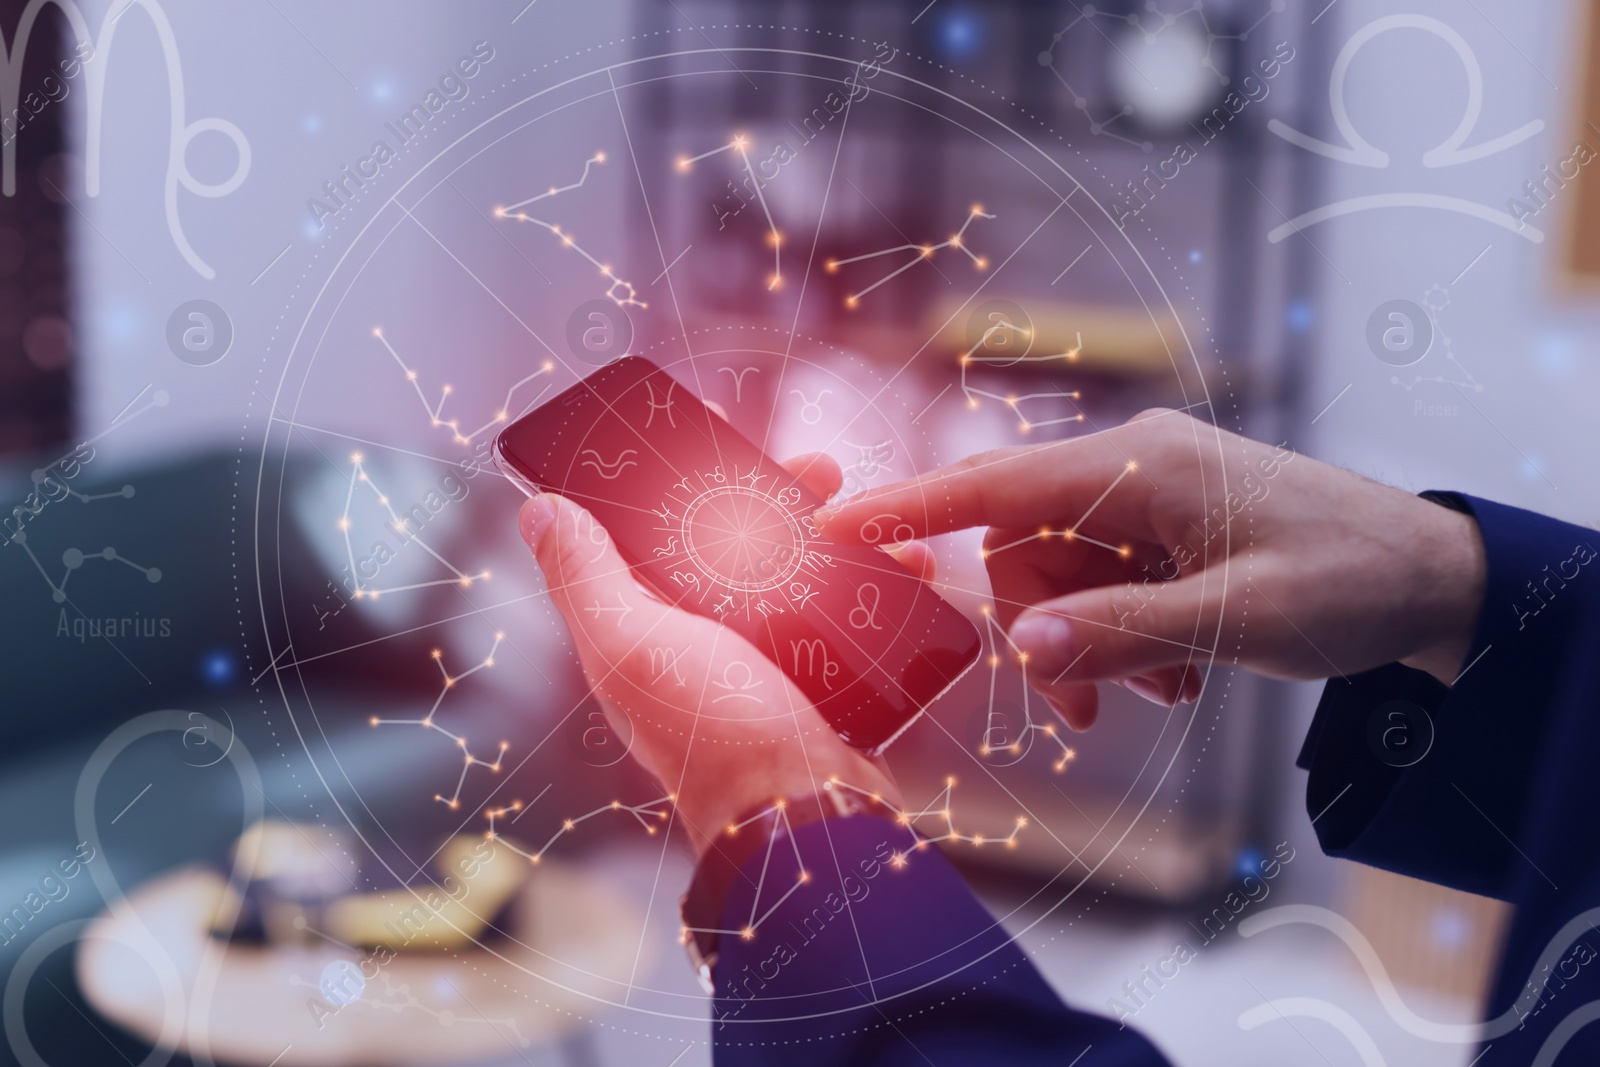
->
[517, 452, 915, 858]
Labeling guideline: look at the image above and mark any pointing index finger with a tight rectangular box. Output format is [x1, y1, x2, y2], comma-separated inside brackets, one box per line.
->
[815, 431, 1157, 546]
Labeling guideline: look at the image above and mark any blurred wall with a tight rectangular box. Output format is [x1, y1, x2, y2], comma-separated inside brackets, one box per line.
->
[1308, 0, 1599, 530]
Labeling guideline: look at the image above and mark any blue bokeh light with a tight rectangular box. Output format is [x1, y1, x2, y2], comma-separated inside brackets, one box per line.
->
[1235, 847, 1264, 879]
[202, 650, 234, 687]
[1287, 298, 1314, 334]
[938, 10, 982, 59]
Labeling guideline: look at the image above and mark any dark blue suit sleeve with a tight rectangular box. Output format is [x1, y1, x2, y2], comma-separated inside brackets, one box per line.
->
[710, 814, 1171, 1066]
[1297, 493, 1600, 898]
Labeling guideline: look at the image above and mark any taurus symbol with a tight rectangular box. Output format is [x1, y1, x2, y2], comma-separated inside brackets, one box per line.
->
[790, 389, 831, 426]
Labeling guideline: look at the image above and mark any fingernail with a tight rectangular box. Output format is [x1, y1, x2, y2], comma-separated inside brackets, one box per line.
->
[519, 494, 557, 546]
[1010, 612, 1074, 672]
[1041, 691, 1096, 733]
[1124, 676, 1169, 707]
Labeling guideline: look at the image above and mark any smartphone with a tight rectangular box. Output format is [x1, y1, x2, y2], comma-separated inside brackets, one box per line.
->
[493, 356, 980, 753]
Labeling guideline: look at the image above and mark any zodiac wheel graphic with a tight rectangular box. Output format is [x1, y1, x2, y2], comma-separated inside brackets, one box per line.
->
[680, 483, 807, 594]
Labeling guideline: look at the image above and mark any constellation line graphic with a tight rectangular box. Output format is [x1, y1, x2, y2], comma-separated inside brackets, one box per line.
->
[1391, 284, 1483, 393]
[338, 454, 491, 600]
[6, 384, 170, 603]
[974, 608, 1079, 774]
[493, 152, 647, 307]
[979, 463, 1138, 561]
[373, 327, 555, 446]
[960, 321, 1086, 433]
[370, 633, 508, 809]
[677, 134, 784, 290]
[13, 543, 163, 605]
[484, 793, 675, 864]
[827, 205, 993, 306]
[826, 775, 1030, 853]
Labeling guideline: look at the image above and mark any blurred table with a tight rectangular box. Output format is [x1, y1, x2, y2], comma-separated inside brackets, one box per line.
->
[78, 860, 648, 1066]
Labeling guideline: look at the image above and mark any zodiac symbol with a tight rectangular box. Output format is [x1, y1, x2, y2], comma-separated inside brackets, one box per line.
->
[790, 389, 831, 426]
[858, 513, 916, 546]
[669, 570, 700, 589]
[569, 507, 609, 563]
[844, 440, 895, 479]
[711, 660, 765, 704]
[585, 592, 634, 620]
[790, 639, 841, 690]
[653, 504, 678, 524]
[840, 440, 897, 497]
[653, 536, 681, 559]
[648, 646, 688, 687]
[718, 365, 761, 402]
[579, 448, 638, 480]
[788, 581, 820, 611]
[736, 466, 768, 489]
[1265, 15, 1544, 242]
[848, 583, 883, 630]
[645, 380, 677, 427]
[712, 593, 734, 615]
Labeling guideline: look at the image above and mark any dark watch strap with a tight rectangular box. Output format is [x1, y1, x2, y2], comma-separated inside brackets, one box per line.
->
[679, 783, 890, 992]
[1419, 489, 1472, 514]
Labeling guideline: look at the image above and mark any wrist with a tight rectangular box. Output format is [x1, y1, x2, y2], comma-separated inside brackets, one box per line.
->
[1398, 498, 1487, 686]
[676, 743, 900, 860]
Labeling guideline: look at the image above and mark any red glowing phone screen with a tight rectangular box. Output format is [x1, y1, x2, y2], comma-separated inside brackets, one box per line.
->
[493, 356, 980, 753]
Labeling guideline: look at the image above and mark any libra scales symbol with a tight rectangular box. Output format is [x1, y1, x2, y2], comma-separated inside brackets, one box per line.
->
[1266, 14, 1545, 243]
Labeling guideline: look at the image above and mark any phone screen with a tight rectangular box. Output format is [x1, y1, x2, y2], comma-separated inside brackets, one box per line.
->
[493, 356, 980, 753]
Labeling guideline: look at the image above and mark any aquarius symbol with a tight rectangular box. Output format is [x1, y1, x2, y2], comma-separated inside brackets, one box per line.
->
[645, 381, 676, 428]
[718, 365, 761, 403]
[791, 389, 831, 426]
[579, 448, 638, 480]
[848, 583, 883, 630]
[711, 660, 765, 704]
